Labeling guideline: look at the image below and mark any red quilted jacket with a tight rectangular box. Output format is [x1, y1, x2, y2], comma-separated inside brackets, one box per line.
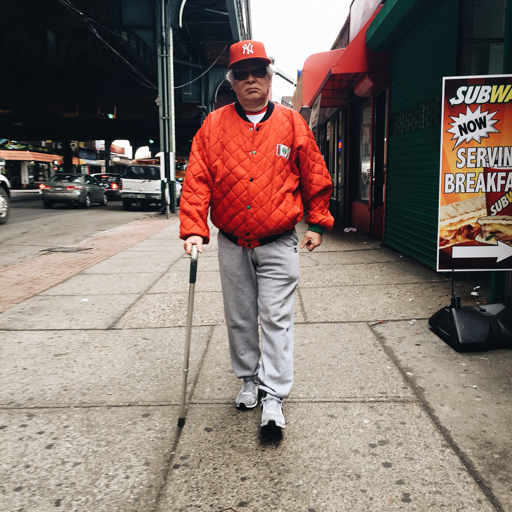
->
[179, 101, 334, 247]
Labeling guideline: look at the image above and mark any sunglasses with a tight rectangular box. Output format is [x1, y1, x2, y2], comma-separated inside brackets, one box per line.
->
[233, 66, 267, 81]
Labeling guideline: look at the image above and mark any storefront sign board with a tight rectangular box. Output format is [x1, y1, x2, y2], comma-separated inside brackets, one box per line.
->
[309, 94, 322, 131]
[437, 74, 512, 271]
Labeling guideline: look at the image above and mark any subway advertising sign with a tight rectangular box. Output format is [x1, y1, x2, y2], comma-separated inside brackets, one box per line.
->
[437, 75, 512, 271]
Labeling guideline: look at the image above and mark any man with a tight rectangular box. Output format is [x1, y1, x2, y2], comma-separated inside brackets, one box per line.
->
[180, 40, 334, 430]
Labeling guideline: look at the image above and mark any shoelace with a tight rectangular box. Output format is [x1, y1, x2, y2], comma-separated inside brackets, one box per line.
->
[242, 377, 258, 393]
[262, 395, 282, 413]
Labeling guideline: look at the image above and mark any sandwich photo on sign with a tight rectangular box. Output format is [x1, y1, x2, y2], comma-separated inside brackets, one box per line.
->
[439, 195, 486, 247]
[477, 215, 512, 246]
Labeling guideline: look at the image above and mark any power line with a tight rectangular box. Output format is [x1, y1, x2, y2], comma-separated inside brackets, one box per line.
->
[174, 44, 229, 89]
[57, 0, 158, 89]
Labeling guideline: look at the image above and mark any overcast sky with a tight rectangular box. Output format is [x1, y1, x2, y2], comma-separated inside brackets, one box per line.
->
[251, 0, 352, 100]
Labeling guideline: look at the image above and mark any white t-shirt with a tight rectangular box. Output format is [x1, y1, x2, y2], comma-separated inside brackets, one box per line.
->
[246, 111, 266, 128]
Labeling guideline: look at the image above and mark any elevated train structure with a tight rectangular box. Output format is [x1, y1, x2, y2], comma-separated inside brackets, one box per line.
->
[0, 0, 250, 207]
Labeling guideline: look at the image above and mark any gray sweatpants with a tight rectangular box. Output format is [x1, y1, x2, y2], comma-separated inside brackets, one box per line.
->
[217, 229, 300, 398]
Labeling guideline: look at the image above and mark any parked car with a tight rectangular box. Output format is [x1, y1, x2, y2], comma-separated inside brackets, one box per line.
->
[39, 173, 107, 208]
[91, 173, 122, 199]
[0, 173, 10, 224]
[121, 161, 182, 210]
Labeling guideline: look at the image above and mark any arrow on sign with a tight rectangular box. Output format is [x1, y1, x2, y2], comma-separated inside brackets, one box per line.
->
[452, 241, 512, 263]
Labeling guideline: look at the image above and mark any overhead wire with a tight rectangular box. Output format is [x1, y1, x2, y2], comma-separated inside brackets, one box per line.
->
[57, 0, 157, 89]
[59, 0, 157, 89]
[173, 44, 229, 89]
[56, 0, 231, 92]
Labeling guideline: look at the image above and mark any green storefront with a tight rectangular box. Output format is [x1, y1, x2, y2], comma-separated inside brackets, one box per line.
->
[367, 0, 512, 270]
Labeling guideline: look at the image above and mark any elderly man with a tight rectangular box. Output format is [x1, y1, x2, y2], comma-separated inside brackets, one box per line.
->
[180, 40, 334, 430]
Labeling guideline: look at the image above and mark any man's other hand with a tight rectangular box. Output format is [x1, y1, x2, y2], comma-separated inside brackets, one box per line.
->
[299, 231, 322, 252]
[184, 235, 203, 254]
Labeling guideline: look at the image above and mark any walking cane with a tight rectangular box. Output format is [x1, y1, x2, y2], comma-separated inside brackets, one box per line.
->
[178, 244, 198, 427]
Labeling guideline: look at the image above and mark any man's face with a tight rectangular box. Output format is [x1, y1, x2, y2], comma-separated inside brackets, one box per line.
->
[232, 59, 271, 109]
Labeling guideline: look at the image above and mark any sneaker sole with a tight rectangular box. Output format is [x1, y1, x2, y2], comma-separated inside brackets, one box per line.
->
[236, 401, 258, 410]
[261, 419, 286, 429]
[236, 388, 261, 410]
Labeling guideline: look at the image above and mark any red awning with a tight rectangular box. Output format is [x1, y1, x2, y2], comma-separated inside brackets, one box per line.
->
[301, 7, 388, 109]
[301, 48, 345, 109]
[0, 150, 82, 166]
[0, 150, 62, 163]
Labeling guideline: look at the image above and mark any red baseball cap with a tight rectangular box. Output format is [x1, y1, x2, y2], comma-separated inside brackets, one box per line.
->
[228, 40, 272, 69]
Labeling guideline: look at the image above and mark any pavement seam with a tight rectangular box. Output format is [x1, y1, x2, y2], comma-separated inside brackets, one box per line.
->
[0, 398, 420, 409]
[0, 319, 439, 332]
[153, 325, 216, 512]
[0, 318, 437, 331]
[302, 247, 387, 253]
[189, 398, 420, 404]
[370, 323, 505, 512]
[299, 281, 467, 288]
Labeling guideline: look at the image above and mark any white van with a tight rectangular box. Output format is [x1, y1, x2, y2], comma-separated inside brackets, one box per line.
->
[120, 158, 181, 211]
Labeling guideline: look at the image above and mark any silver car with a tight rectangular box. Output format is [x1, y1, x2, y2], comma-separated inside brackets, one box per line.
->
[40, 173, 107, 208]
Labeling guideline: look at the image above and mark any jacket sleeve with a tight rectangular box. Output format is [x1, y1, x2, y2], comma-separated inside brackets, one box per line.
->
[179, 116, 214, 243]
[293, 113, 335, 230]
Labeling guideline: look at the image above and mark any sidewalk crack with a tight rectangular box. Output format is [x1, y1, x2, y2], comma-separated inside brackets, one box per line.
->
[296, 286, 309, 323]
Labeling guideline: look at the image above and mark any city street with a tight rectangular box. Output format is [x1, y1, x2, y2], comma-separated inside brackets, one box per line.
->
[1, 0, 511, 509]
[1, 191, 163, 268]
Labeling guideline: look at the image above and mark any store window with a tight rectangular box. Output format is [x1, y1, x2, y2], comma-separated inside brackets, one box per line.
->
[327, 118, 337, 201]
[322, 110, 347, 221]
[358, 101, 372, 202]
[459, 0, 506, 75]
[33, 162, 51, 183]
[371, 92, 386, 210]
[4, 162, 18, 188]
[337, 110, 345, 210]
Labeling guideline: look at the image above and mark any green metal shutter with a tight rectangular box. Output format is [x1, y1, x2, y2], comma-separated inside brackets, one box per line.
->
[384, 0, 458, 269]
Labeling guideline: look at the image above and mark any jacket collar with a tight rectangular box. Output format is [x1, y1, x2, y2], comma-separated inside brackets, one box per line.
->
[234, 101, 274, 123]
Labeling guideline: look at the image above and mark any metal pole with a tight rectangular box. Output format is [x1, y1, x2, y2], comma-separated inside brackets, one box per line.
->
[178, 245, 198, 427]
[105, 140, 111, 174]
[156, 0, 167, 216]
[157, 0, 168, 217]
[157, 0, 176, 217]
[167, 24, 176, 215]
[162, 14, 171, 218]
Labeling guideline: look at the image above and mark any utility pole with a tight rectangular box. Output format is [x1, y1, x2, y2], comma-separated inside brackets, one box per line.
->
[62, 139, 73, 173]
[105, 140, 111, 175]
[157, 0, 177, 216]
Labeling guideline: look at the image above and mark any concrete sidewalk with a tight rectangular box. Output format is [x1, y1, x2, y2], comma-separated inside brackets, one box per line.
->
[1, 218, 511, 512]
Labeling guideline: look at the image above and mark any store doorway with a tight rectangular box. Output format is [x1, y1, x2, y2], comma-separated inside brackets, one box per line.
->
[349, 91, 386, 238]
[325, 110, 345, 221]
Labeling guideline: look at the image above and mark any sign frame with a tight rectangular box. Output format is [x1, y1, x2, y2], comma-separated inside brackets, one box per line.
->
[437, 74, 512, 272]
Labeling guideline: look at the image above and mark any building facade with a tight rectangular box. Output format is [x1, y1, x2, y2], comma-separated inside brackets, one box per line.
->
[295, 0, 511, 272]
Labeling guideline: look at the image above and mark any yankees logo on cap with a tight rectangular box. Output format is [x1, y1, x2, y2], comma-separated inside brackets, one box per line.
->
[228, 40, 272, 69]
[242, 43, 254, 55]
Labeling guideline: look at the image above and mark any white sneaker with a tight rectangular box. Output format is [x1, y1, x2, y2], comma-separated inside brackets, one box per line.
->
[236, 377, 259, 409]
[261, 395, 286, 428]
